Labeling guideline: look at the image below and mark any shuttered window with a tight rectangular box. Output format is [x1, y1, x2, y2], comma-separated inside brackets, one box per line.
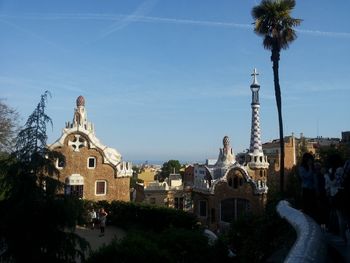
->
[95, 181, 107, 195]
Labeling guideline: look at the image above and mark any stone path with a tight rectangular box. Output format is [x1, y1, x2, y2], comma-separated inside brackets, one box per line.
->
[75, 225, 126, 252]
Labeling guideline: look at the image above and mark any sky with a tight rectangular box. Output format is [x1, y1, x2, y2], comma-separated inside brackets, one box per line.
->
[1, 0, 350, 163]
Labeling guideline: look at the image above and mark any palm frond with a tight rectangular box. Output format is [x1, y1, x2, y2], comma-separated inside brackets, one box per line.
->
[252, 0, 301, 51]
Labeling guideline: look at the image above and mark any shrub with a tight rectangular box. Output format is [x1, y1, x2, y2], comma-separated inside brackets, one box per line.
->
[96, 201, 198, 231]
[88, 228, 231, 263]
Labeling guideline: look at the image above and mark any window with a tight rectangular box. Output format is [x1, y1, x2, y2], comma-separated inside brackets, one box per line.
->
[95, 180, 107, 195]
[221, 198, 250, 222]
[233, 176, 238, 189]
[88, 157, 96, 169]
[65, 185, 83, 198]
[174, 197, 184, 210]
[228, 177, 233, 187]
[211, 208, 216, 223]
[56, 157, 65, 169]
[199, 200, 207, 217]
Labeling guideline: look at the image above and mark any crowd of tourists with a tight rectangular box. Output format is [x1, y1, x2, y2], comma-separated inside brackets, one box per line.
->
[299, 152, 350, 243]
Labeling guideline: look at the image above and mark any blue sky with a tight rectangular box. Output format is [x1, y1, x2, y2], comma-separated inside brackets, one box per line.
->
[1, 0, 349, 163]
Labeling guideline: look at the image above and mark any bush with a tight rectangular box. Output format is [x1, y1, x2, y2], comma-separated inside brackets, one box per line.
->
[226, 199, 296, 263]
[88, 228, 232, 263]
[94, 201, 198, 231]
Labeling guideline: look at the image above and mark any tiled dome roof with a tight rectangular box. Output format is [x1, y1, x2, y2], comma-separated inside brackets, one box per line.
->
[76, 96, 85, 107]
[223, 136, 230, 147]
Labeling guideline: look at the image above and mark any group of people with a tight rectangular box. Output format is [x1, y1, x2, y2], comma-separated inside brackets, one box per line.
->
[299, 152, 350, 243]
[88, 207, 108, 237]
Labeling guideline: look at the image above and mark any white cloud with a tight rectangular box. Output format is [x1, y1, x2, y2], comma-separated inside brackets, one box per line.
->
[1, 12, 349, 42]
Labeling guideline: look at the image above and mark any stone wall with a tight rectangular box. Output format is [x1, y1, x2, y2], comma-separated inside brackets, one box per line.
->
[54, 132, 130, 202]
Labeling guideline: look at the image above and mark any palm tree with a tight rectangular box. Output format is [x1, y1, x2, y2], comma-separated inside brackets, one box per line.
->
[252, 0, 301, 194]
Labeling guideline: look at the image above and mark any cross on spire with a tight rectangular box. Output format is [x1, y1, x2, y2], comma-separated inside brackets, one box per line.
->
[251, 68, 259, 85]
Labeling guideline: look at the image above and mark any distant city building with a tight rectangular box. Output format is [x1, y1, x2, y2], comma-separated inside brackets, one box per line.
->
[49, 96, 133, 202]
[143, 171, 192, 210]
[341, 131, 350, 143]
[183, 165, 194, 187]
[262, 132, 345, 190]
[137, 166, 159, 186]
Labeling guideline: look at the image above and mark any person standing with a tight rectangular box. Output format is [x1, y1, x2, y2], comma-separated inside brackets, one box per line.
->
[99, 208, 108, 237]
[299, 153, 316, 218]
[314, 162, 328, 227]
[324, 154, 345, 240]
[88, 208, 97, 229]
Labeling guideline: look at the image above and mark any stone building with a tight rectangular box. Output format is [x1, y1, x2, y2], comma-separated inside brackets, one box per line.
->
[262, 133, 323, 190]
[143, 172, 192, 210]
[192, 69, 269, 231]
[49, 96, 133, 202]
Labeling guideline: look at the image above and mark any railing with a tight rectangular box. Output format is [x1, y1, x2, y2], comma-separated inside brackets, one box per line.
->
[276, 200, 327, 263]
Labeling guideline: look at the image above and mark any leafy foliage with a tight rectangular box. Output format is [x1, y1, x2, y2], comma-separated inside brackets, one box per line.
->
[158, 160, 182, 181]
[0, 99, 19, 153]
[93, 200, 198, 232]
[0, 92, 89, 262]
[227, 197, 296, 262]
[252, 0, 302, 52]
[317, 145, 347, 169]
[88, 228, 232, 263]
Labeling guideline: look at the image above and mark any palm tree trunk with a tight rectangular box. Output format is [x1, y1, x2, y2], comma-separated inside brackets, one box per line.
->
[271, 48, 285, 195]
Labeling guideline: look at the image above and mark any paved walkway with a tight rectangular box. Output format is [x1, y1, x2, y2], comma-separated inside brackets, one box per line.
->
[75, 225, 126, 252]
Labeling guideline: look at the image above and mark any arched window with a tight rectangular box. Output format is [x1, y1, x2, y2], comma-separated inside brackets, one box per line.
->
[228, 177, 233, 187]
[233, 176, 239, 189]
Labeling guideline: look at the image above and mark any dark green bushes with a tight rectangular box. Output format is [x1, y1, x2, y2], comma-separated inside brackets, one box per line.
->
[226, 198, 296, 263]
[94, 200, 198, 231]
[88, 228, 232, 263]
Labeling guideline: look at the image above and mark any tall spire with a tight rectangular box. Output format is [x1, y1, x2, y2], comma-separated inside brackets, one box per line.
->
[249, 68, 262, 154]
[247, 69, 269, 169]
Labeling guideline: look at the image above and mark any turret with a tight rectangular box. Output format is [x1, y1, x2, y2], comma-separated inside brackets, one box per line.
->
[247, 69, 269, 169]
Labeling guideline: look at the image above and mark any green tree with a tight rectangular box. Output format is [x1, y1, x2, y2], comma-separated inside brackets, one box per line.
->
[0, 91, 88, 262]
[0, 99, 19, 154]
[158, 160, 181, 181]
[252, 0, 302, 194]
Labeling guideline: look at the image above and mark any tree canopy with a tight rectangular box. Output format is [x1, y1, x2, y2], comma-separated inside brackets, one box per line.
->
[0, 99, 19, 154]
[0, 91, 88, 262]
[158, 160, 182, 181]
[252, 0, 302, 53]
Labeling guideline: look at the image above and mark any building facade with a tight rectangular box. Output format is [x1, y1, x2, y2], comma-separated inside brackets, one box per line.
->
[143, 172, 192, 210]
[191, 69, 269, 231]
[49, 96, 133, 202]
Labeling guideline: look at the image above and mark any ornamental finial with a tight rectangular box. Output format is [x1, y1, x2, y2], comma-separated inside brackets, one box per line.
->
[251, 68, 259, 85]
